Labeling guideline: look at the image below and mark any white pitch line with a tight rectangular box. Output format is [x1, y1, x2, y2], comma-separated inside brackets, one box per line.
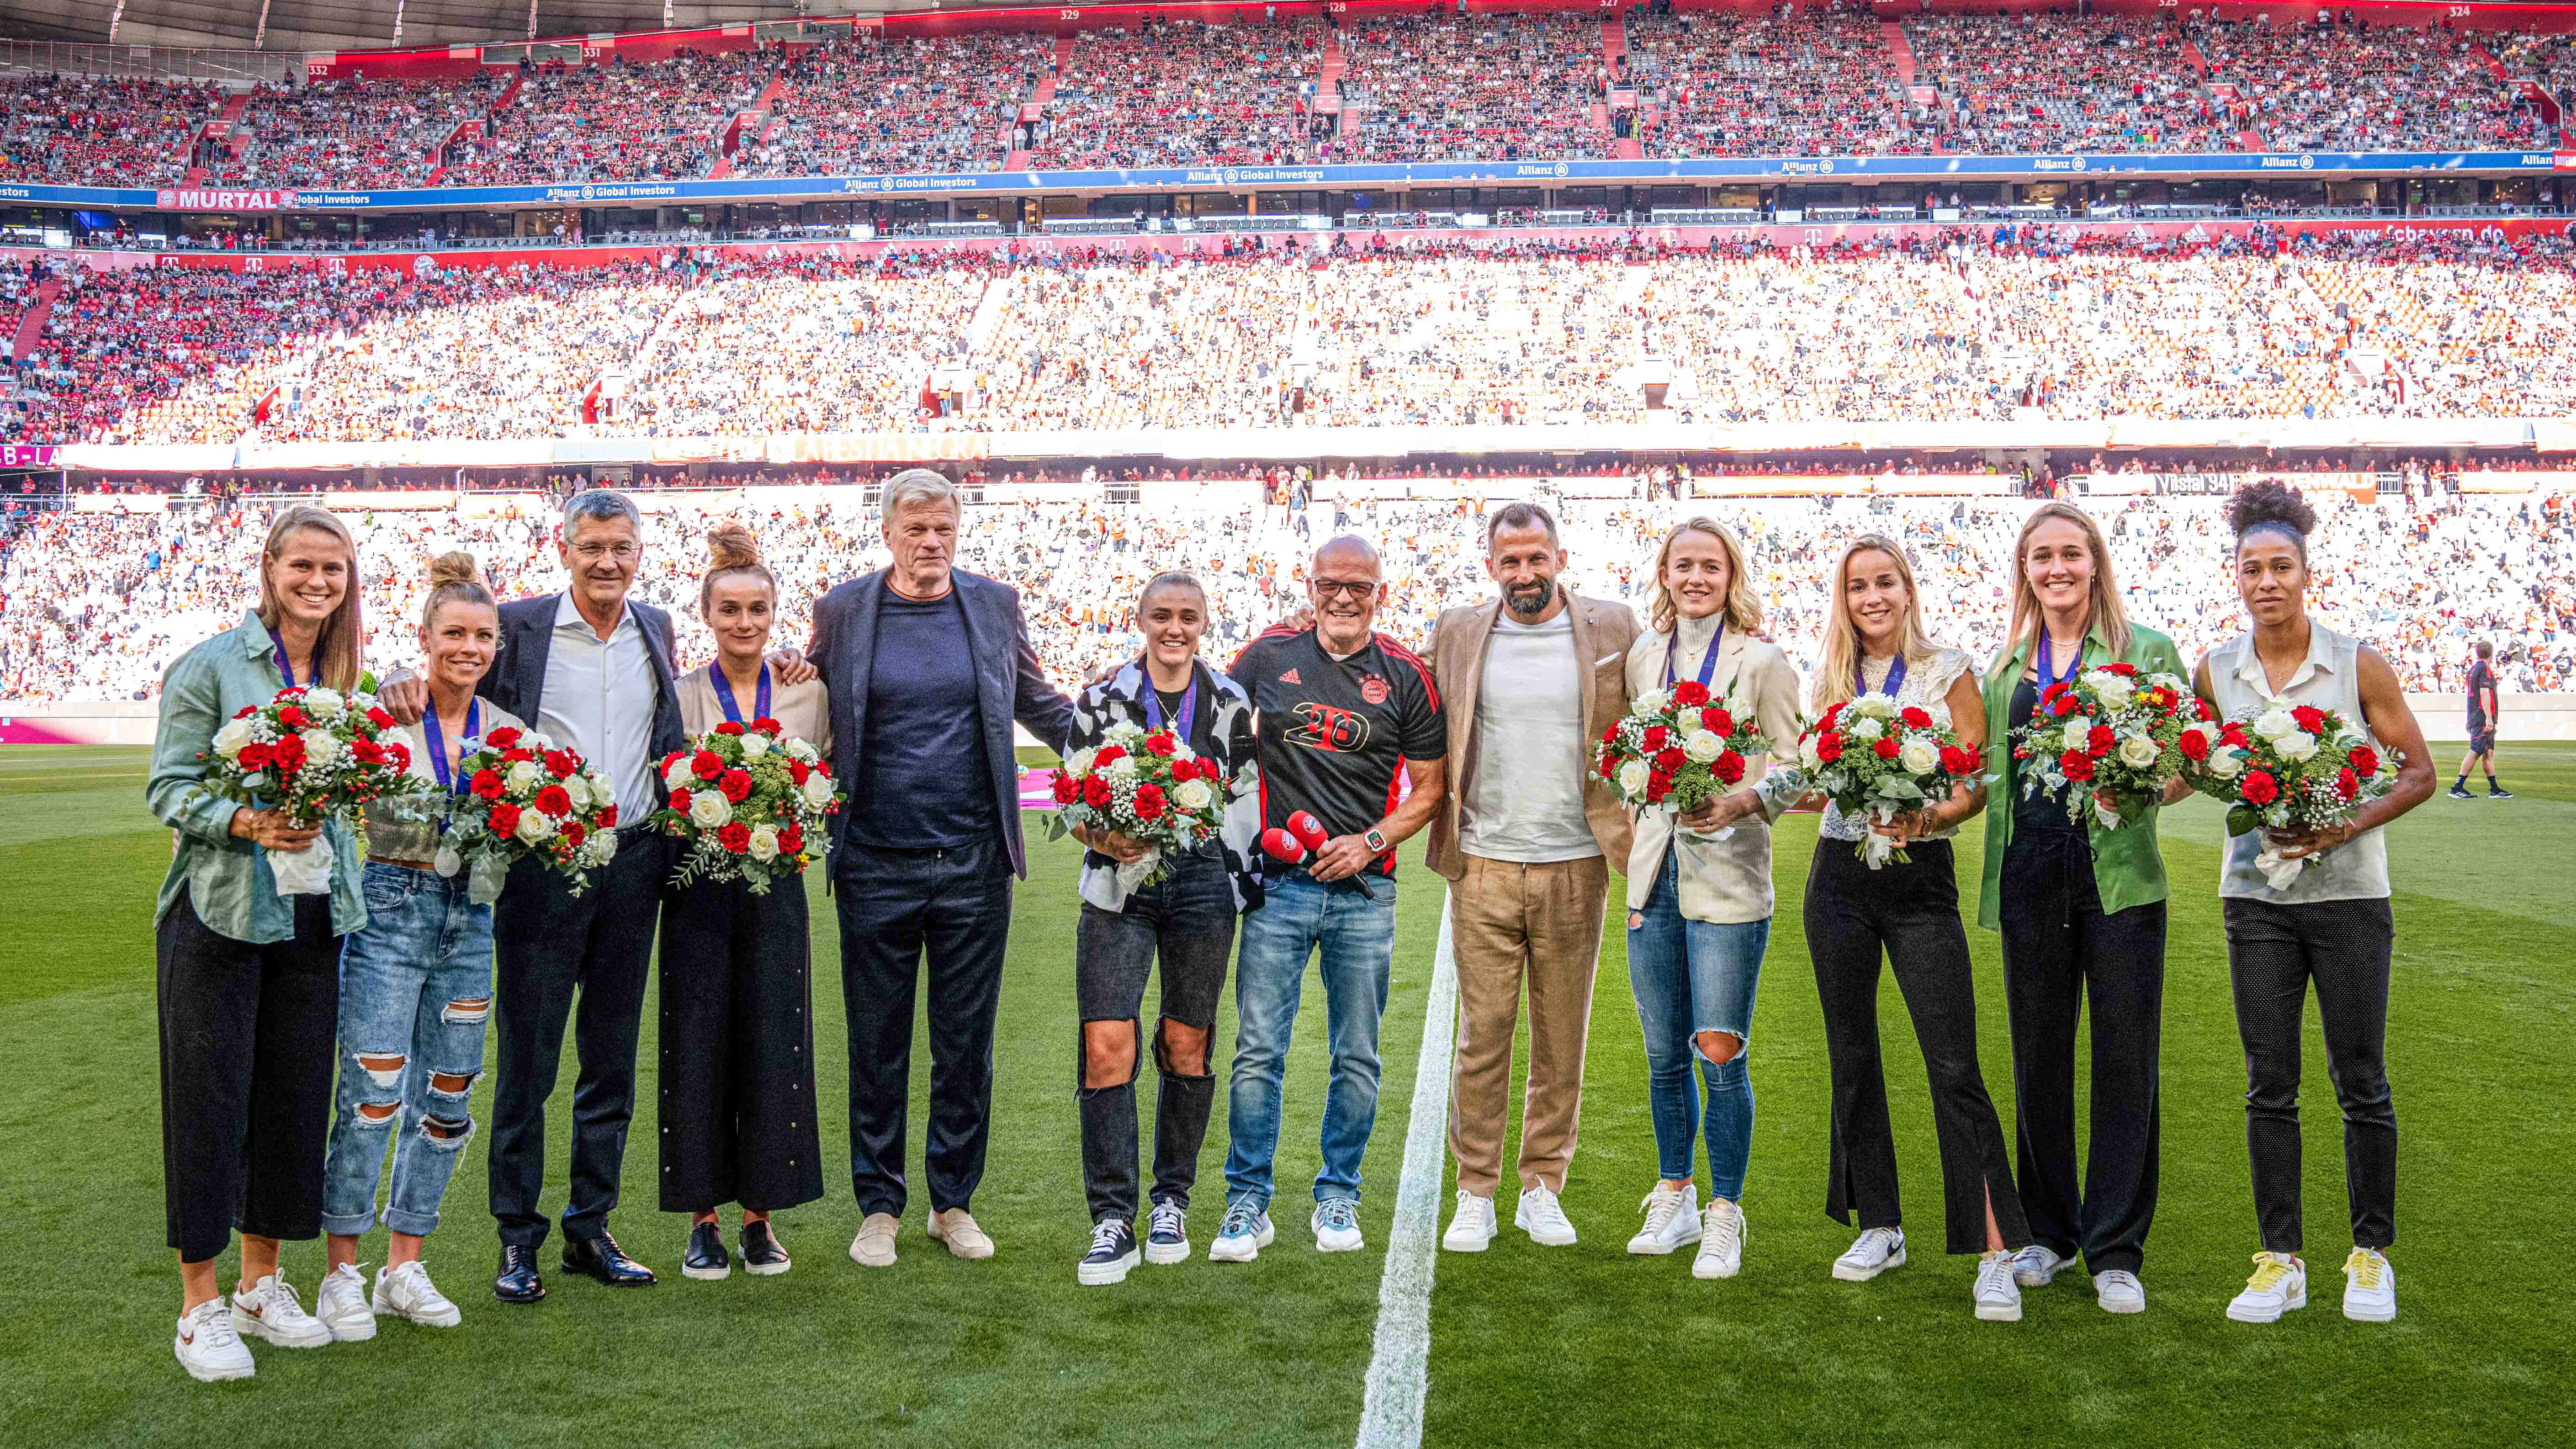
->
[1355, 891, 1459, 1449]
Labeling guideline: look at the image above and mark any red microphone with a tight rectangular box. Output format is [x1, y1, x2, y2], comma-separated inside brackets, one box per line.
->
[1260, 827, 1308, 865]
[1287, 811, 1330, 853]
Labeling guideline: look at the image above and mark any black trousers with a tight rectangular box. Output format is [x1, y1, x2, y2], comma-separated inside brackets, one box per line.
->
[833, 836, 1014, 1219]
[1997, 829, 2168, 1276]
[1804, 840, 2033, 1256]
[157, 887, 341, 1264]
[488, 833, 668, 1250]
[2224, 896, 2398, 1253]
[1072, 849, 1235, 1223]
[657, 876, 825, 1215]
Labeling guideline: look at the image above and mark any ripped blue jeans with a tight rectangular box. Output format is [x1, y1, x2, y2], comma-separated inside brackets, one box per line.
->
[1626, 849, 1768, 1203]
[320, 863, 493, 1238]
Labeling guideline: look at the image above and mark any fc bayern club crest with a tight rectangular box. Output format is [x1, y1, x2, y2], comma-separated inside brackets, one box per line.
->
[1361, 676, 1390, 705]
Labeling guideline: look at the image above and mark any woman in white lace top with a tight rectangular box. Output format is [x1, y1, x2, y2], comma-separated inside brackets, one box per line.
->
[1798, 534, 2039, 1324]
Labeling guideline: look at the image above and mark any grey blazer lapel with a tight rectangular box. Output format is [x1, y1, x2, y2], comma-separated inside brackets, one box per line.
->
[514, 597, 556, 720]
[841, 573, 886, 749]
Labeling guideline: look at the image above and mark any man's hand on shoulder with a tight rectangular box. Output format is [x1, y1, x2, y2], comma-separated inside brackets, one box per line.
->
[767, 648, 816, 686]
[376, 671, 427, 726]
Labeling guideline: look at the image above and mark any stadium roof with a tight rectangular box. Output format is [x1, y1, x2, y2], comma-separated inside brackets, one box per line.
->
[0, 0, 907, 51]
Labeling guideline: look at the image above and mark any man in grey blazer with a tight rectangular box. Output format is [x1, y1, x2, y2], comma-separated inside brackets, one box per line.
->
[804, 470, 1076, 1268]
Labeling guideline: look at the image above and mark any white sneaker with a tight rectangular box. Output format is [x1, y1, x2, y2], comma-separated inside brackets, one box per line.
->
[928, 1208, 994, 1260]
[1312, 1196, 1365, 1253]
[2095, 1269, 2146, 1314]
[174, 1298, 254, 1382]
[1973, 1251, 2024, 1322]
[1208, 1201, 1275, 1263]
[2342, 1247, 2396, 1323]
[1513, 1184, 1577, 1247]
[2009, 1243, 2067, 1288]
[1692, 1199, 1744, 1280]
[1627, 1184, 1701, 1256]
[848, 1212, 899, 1268]
[314, 1262, 377, 1342]
[373, 1260, 462, 1328]
[229, 1274, 331, 1348]
[2225, 1252, 2308, 1324]
[1831, 1226, 1907, 1282]
[1442, 1191, 1497, 1253]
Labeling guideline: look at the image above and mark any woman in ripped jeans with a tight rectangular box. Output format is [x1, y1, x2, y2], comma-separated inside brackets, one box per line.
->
[313, 552, 523, 1338]
[1060, 572, 1262, 1286]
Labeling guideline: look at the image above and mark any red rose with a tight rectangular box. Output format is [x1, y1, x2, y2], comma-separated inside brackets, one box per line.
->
[2196, 698, 2217, 722]
[1646, 771, 1673, 801]
[2241, 770, 2279, 806]
[562, 823, 586, 849]
[2060, 749, 2096, 782]
[2346, 746, 2379, 777]
[1697, 709, 1732, 739]
[233, 705, 257, 720]
[349, 737, 383, 765]
[488, 802, 522, 835]
[2040, 682, 2067, 706]
[1655, 748, 1686, 773]
[1671, 681, 1710, 708]
[366, 707, 394, 730]
[502, 748, 534, 764]
[1093, 745, 1126, 767]
[752, 717, 783, 736]
[1598, 754, 1617, 780]
[1713, 750, 1745, 785]
[276, 705, 308, 729]
[2219, 723, 2249, 747]
[470, 768, 504, 800]
[1816, 732, 1844, 763]
[1873, 737, 1900, 760]
[1051, 774, 1078, 805]
[1132, 784, 1168, 820]
[787, 759, 811, 786]
[2335, 767, 2360, 801]
[270, 733, 307, 773]
[2051, 695, 2077, 717]
[1820, 702, 1845, 729]
[485, 726, 523, 749]
[1641, 725, 1670, 751]
[718, 769, 752, 803]
[598, 805, 618, 828]
[715, 722, 745, 737]
[668, 788, 693, 812]
[238, 742, 273, 770]
[691, 748, 723, 779]
[1081, 776, 1113, 809]
[543, 749, 579, 778]
[2104, 663, 2136, 677]
[534, 784, 572, 818]
[1940, 745, 1975, 775]
[1900, 707, 1933, 730]
[717, 821, 752, 854]
[661, 749, 685, 775]
[778, 824, 803, 855]
[1602, 724, 1622, 744]
[2087, 725, 2115, 757]
[2292, 705, 2327, 733]
[1144, 732, 1178, 758]
[2177, 730, 2210, 762]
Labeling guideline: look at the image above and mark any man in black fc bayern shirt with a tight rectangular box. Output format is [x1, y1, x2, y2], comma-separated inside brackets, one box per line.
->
[1209, 536, 1449, 1262]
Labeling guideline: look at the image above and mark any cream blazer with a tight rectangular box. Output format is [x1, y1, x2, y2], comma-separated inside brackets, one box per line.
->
[1621, 617, 1807, 925]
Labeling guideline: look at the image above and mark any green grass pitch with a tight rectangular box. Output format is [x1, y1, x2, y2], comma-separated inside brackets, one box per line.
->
[2, 742, 2570, 1447]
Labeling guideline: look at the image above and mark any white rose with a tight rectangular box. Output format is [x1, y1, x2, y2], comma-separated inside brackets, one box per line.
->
[1171, 740, 1197, 763]
[1173, 778, 1214, 812]
[513, 807, 557, 844]
[2253, 707, 2300, 741]
[2117, 734, 2160, 770]
[1898, 738, 1940, 775]
[799, 773, 834, 809]
[1617, 759, 1650, 796]
[2058, 715, 2095, 752]
[2275, 730, 2318, 762]
[1631, 688, 1669, 719]
[2083, 671, 2133, 709]
[784, 738, 818, 763]
[505, 759, 541, 792]
[1799, 732, 1823, 771]
[1102, 754, 1137, 780]
[1849, 695, 1896, 718]
[1066, 747, 1098, 777]
[688, 791, 732, 829]
[299, 728, 339, 768]
[1850, 717, 1883, 742]
[664, 757, 695, 789]
[739, 732, 770, 760]
[1105, 719, 1145, 743]
[301, 687, 345, 717]
[212, 716, 255, 760]
[557, 774, 588, 812]
[587, 830, 620, 865]
[2206, 746, 2246, 778]
[747, 825, 780, 863]
[1682, 729, 1723, 764]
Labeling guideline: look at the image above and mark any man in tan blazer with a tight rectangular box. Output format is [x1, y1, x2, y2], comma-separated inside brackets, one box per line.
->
[1421, 501, 1638, 1252]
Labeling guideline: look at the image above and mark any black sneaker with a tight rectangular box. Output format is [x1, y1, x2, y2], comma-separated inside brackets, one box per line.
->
[1077, 1218, 1139, 1287]
[2449, 786, 2476, 800]
[2488, 786, 2514, 799]
[739, 1220, 791, 1277]
[682, 1221, 731, 1280]
[1144, 1200, 1190, 1266]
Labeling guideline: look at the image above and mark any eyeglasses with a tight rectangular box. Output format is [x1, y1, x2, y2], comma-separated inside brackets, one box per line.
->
[1310, 579, 1379, 600]
[571, 541, 639, 563]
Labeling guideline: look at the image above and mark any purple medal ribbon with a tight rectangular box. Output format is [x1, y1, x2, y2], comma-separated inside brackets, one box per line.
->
[1862, 652, 1908, 700]
[1144, 670, 1197, 743]
[709, 662, 771, 726]
[1663, 621, 1725, 690]
[268, 628, 302, 688]
[422, 699, 478, 836]
[2035, 629, 2085, 695]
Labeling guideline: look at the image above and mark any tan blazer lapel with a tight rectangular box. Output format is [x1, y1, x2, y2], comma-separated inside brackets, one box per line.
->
[1712, 624, 1751, 703]
[1569, 598, 1604, 757]
[1447, 600, 1503, 801]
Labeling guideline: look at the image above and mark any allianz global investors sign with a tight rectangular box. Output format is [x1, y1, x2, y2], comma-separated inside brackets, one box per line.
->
[155, 189, 298, 212]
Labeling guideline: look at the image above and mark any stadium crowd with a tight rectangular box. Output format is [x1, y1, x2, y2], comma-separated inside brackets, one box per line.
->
[2195, 17, 2543, 152]
[1341, 13, 1610, 162]
[1904, 16, 2219, 155]
[742, 33, 1044, 177]
[440, 50, 766, 186]
[1624, 9, 1914, 159]
[0, 71, 214, 186]
[211, 74, 506, 190]
[1026, 19, 1330, 170]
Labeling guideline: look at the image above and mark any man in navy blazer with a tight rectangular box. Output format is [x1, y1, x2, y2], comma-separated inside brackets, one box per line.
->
[805, 469, 1076, 1268]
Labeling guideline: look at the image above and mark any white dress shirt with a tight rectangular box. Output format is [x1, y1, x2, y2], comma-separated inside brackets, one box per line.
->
[542, 592, 660, 827]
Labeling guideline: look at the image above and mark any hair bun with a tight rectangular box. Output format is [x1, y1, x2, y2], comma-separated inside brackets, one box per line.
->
[2226, 479, 2316, 540]
[705, 523, 762, 572]
[427, 550, 482, 587]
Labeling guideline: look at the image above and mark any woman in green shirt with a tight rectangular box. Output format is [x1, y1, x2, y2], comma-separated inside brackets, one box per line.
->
[149, 504, 371, 1383]
[1976, 502, 2187, 1317]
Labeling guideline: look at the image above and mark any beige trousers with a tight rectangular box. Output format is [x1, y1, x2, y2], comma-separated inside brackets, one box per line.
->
[1446, 853, 1610, 1197]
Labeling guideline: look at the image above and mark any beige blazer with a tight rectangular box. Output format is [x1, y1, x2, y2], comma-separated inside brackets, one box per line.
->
[1421, 592, 1640, 882]
[675, 666, 833, 759]
[1621, 619, 1806, 925]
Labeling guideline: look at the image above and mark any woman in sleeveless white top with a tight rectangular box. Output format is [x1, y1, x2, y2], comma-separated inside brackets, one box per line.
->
[2194, 486, 2433, 1327]
[1816, 647, 1976, 845]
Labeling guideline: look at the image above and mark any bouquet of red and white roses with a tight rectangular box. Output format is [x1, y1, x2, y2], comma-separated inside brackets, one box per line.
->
[2182, 696, 2396, 891]
[200, 685, 427, 895]
[1046, 718, 1229, 893]
[1796, 693, 1982, 869]
[2008, 662, 2201, 831]
[652, 719, 839, 895]
[438, 724, 620, 903]
[1594, 678, 1770, 835]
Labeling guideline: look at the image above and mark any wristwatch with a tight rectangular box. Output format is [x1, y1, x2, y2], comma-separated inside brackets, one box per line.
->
[1362, 827, 1389, 854]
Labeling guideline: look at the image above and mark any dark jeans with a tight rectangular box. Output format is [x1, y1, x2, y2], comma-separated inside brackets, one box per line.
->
[2224, 896, 2398, 1253]
[157, 887, 341, 1264]
[1072, 848, 1235, 1223]
[1997, 829, 2168, 1276]
[657, 875, 825, 1215]
[488, 832, 668, 1250]
[1804, 840, 2032, 1256]
[833, 836, 1013, 1218]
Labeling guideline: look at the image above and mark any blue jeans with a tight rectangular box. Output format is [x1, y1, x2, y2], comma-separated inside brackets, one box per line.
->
[1223, 873, 1398, 1209]
[320, 864, 493, 1238]
[1626, 849, 1768, 1202]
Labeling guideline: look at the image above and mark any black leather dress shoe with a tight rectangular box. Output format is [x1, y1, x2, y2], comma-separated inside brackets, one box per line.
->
[562, 1230, 657, 1286]
[494, 1244, 546, 1304]
[739, 1220, 791, 1276]
[682, 1221, 731, 1280]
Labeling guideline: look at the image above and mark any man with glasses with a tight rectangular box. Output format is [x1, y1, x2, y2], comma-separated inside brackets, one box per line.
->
[1208, 536, 1448, 1261]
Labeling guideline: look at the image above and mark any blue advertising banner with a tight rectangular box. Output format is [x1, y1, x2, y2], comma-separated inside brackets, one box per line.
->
[0, 151, 2565, 213]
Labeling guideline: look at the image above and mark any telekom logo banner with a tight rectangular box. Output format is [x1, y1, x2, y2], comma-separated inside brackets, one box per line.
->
[154, 190, 298, 212]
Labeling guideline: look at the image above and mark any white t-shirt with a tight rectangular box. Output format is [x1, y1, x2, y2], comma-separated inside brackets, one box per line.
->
[1459, 610, 1600, 864]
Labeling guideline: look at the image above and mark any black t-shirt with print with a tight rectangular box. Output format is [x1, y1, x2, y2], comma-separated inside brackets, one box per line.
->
[1231, 625, 1446, 879]
[2466, 660, 2497, 729]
